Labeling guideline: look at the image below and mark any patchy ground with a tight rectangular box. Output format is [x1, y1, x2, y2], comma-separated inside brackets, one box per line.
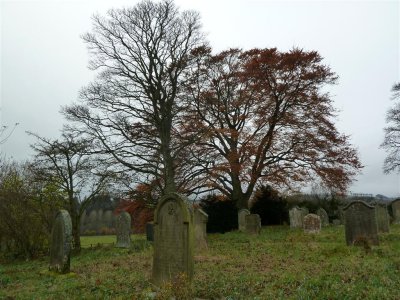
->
[1, 225, 400, 299]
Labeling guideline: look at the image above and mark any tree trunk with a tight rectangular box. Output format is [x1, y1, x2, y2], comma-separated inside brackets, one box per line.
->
[69, 194, 81, 252]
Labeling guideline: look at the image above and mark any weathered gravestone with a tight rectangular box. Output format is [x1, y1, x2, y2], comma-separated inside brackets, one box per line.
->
[303, 214, 321, 234]
[316, 208, 329, 226]
[245, 214, 261, 235]
[49, 210, 72, 274]
[289, 207, 308, 228]
[375, 205, 390, 233]
[115, 211, 131, 248]
[238, 209, 250, 232]
[152, 193, 194, 286]
[146, 222, 154, 242]
[391, 199, 400, 224]
[194, 208, 208, 251]
[343, 201, 379, 246]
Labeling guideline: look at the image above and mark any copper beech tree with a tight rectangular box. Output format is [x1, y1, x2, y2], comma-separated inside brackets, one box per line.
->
[184, 47, 362, 209]
[381, 82, 400, 173]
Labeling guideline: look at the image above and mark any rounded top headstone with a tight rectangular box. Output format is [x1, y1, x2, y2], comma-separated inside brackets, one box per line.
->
[343, 200, 375, 211]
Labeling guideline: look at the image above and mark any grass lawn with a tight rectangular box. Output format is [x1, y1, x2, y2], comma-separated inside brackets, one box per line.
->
[2, 225, 400, 299]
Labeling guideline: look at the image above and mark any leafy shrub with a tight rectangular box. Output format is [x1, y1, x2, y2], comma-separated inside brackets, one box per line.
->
[0, 161, 64, 259]
[249, 185, 289, 225]
[199, 194, 237, 233]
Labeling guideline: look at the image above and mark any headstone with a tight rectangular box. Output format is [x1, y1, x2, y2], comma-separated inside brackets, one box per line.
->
[375, 205, 390, 233]
[343, 201, 379, 246]
[146, 222, 154, 242]
[316, 208, 329, 226]
[332, 219, 341, 226]
[152, 193, 194, 286]
[303, 214, 321, 234]
[115, 211, 131, 248]
[194, 208, 208, 251]
[289, 207, 308, 228]
[245, 214, 261, 234]
[238, 209, 250, 232]
[49, 210, 72, 274]
[391, 199, 400, 224]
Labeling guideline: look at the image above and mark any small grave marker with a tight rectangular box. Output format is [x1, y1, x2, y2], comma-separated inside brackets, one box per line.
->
[115, 211, 131, 248]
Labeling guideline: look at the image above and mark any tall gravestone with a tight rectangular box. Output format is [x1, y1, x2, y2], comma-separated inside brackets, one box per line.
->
[343, 201, 379, 246]
[49, 210, 72, 274]
[238, 209, 250, 232]
[316, 208, 329, 226]
[375, 205, 390, 233]
[152, 193, 194, 286]
[245, 214, 261, 235]
[391, 199, 400, 224]
[289, 207, 308, 228]
[115, 211, 131, 248]
[303, 214, 321, 234]
[194, 208, 208, 251]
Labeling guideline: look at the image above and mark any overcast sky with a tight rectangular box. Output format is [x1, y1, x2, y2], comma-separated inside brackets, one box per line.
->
[1, 0, 399, 196]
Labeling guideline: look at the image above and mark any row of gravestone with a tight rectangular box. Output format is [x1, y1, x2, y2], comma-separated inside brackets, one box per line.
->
[287, 201, 392, 245]
[48, 195, 210, 283]
[49, 210, 133, 273]
[49, 195, 399, 287]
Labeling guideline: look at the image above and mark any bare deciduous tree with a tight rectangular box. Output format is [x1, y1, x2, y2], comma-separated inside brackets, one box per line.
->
[28, 131, 112, 251]
[63, 0, 205, 196]
[381, 82, 400, 173]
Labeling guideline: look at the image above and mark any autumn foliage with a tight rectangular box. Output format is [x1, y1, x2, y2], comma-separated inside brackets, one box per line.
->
[115, 183, 156, 233]
[184, 47, 362, 209]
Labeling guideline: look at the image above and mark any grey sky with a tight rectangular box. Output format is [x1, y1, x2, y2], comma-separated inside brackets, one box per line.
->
[1, 0, 399, 196]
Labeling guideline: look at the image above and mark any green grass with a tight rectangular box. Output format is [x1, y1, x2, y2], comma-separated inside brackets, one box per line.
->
[2, 226, 400, 299]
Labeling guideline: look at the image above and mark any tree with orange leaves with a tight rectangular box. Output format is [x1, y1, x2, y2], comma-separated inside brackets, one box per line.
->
[184, 47, 362, 209]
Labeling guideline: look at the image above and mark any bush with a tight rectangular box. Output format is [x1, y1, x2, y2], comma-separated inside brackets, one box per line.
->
[199, 194, 237, 233]
[0, 161, 64, 259]
[250, 185, 289, 225]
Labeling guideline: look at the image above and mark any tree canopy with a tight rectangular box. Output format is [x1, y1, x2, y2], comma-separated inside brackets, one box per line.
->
[382, 82, 400, 173]
[184, 47, 362, 208]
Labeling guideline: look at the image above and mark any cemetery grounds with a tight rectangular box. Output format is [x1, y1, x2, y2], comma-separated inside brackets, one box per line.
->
[1, 225, 400, 299]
